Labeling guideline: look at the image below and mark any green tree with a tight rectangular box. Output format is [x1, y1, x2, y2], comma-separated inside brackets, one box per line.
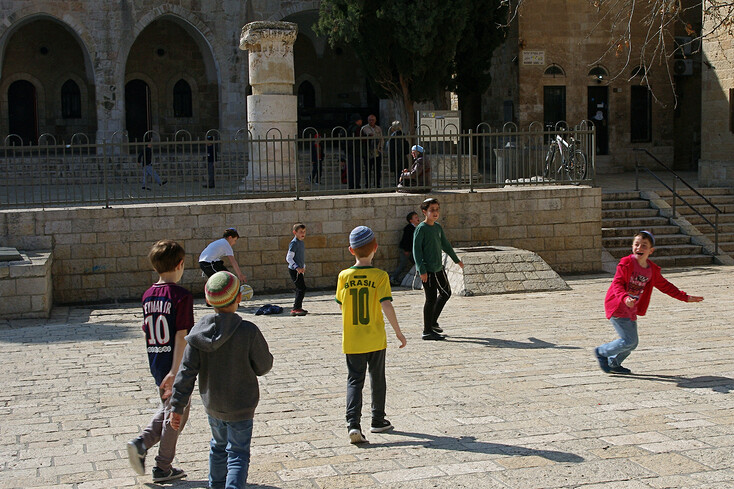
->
[315, 0, 470, 132]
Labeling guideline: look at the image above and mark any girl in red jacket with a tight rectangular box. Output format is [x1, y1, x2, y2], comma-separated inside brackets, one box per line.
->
[595, 231, 704, 374]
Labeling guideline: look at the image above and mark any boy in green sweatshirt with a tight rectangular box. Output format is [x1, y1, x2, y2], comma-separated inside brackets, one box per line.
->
[412, 198, 464, 340]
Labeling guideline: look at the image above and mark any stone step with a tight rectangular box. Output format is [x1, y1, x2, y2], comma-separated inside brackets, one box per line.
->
[684, 218, 734, 233]
[656, 187, 734, 198]
[602, 199, 651, 210]
[602, 216, 671, 228]
[602, 191, 641, 200]
[674, 210, 734, 222]
[602, 225, 681, 238]
[606, 243, 704, 257]
[667, 201, 734, 214]
[603, 234, 692, 247]
[603, 208, 661, 218]
[605, 250, 715, 267]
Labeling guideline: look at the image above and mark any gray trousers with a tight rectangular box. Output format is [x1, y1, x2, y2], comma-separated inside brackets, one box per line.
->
[139, 392, 191, 471]
[346, 348, 387, 429]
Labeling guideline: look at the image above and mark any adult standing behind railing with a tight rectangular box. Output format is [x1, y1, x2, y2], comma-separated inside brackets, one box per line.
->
[361, 114, 384, 188]
[397, 145, 431, 193]
[346, 114, 363, 189]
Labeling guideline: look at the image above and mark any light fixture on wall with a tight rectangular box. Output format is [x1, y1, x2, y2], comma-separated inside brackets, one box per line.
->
[588, 65, 608, 84]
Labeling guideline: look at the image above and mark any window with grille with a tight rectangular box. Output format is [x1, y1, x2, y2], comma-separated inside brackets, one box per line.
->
[173, 79, 192, 118]
[61, 79, 81, 119]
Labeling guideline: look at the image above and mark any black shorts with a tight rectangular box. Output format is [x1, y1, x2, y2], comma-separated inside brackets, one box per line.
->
[199, 260, 227, 278]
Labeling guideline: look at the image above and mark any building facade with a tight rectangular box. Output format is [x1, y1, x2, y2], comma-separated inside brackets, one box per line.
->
[0, 0, 373, 144]
[0, 1, 710, 175]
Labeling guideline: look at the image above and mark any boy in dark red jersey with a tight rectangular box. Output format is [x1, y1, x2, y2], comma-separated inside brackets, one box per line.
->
[127, 240, 194, 483]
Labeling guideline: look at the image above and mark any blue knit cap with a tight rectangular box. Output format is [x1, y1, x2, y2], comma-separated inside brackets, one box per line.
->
[349, 226, 374, 248]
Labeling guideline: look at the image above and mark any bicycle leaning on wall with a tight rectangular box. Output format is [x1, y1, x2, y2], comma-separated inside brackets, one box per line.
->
[544, 129, 588, 181]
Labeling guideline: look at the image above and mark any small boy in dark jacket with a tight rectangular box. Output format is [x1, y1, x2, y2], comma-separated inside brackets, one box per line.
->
[170, 271, 273, 489]
[390, 211, 419, 285]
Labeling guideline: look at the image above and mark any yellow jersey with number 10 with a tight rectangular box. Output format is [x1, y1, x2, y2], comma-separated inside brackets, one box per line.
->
[335, 266, 392, 354]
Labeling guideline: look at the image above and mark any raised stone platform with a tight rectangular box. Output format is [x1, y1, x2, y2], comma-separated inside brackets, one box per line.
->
[444, 245, 569, 296]
[0, 250, 53, 319]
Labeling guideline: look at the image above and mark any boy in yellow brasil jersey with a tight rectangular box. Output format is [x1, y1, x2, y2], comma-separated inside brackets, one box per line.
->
[335, 226, 407, 444]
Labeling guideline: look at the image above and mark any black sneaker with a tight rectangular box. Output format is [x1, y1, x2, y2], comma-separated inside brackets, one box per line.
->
[126, 438, 146, 475]
[609, 365, 632, 374]
[348, 427, 368, 444]
[422, 331, 446, 341]
[152, 467, 186, 483]
[594, 347, 611, 373]
[370, 419, 394, 433]
[432, 323, 443, 334]
[160, 180, 168, 186]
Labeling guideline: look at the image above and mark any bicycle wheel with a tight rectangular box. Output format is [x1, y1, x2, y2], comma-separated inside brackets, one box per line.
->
[567, 150, 588, 180]
[544, 145, 560, 179]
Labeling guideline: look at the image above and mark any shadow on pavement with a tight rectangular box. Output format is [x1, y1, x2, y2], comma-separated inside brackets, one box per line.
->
[616, 373, 734, 393]
[445, 336, 581, 350]
[145, 482, 281, 489]
[0, 321, 134, 343]
[359, 431, 585, 463]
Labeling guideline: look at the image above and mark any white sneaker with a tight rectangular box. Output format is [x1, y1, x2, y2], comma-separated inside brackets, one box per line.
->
[348, 428, 368, 444]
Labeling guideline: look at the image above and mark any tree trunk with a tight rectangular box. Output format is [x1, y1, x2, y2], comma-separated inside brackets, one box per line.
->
[399, 75, 416, 135]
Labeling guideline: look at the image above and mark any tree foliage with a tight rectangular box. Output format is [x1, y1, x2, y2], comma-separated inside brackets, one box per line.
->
[316, 0, 507, 131]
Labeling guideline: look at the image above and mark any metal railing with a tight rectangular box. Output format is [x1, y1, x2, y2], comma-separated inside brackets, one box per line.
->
[0, 122, 595, 208]
[634, 148, 720, 254]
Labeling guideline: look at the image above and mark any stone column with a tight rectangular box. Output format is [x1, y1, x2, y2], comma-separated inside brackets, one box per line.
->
[239, 21, 298, 191]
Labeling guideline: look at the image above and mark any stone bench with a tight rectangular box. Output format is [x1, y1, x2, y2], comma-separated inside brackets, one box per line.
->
[0, 249, 53, 319]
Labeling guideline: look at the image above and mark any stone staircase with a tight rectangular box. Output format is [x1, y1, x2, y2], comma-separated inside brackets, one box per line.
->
[602, 191, 716, 267]
[656, 187, 734, 254]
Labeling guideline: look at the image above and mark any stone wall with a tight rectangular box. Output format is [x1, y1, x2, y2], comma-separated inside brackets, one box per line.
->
[0, 187, 601, 304]
[699, 22, 734, 186]
[0, 251, 53, 318]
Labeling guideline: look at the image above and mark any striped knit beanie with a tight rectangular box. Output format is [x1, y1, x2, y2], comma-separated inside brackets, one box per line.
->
[349, 226, 374, 248]
[205, 271, 240, 308]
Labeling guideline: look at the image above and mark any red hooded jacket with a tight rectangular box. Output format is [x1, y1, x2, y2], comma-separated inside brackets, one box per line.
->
[604, 255, 689, 319]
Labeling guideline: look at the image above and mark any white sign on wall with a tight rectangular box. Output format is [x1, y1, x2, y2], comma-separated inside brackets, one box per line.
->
[522, 50, 545, 65]
[416, 110, 460, 142]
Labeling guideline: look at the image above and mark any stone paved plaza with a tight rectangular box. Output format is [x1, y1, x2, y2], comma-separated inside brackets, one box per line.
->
[1, 264, 733, 489]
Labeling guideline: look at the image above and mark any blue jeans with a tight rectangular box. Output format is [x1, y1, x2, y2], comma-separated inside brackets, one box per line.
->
[207, 416, 253, 489]
[143, 164, 162, 186]
[598, 317, 639, 368]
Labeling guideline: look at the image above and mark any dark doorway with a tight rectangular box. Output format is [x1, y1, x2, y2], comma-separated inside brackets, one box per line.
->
[8, 80, 38, 145]
[125, 79, 151, 142]
[298, 81, 315, 109]
[543, 86, 566, 129]
[588, 86, 609, 155]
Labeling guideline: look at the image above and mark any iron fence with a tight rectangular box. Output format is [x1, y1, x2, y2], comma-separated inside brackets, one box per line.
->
[0, 122, 595, 208]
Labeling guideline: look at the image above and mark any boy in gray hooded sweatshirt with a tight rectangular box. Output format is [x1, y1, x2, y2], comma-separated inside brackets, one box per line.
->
[170, 271, 272, 489]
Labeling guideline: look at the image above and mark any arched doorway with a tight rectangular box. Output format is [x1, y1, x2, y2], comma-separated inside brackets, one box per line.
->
[8, 80, 38, 145]
[1, 16, 96, 141]
[125, 79, 151, 142]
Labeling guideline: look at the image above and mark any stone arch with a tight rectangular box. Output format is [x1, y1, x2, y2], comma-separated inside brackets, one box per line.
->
[269, 2, 321, 22]
[0, 10, 96, 84]
[120, 6, 219, 86]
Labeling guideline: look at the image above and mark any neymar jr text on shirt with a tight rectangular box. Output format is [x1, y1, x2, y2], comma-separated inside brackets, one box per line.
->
[143, 299, 172, 315]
